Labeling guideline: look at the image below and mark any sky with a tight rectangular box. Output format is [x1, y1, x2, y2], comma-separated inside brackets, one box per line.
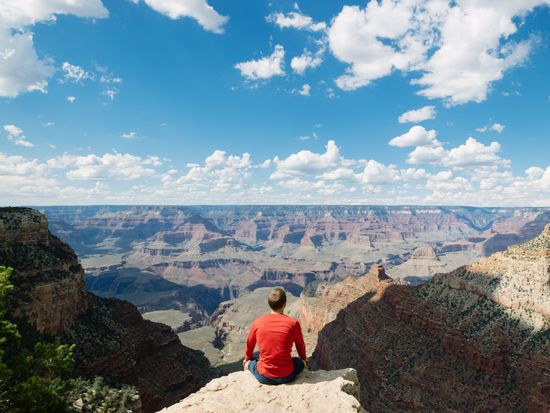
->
[0, 0, 549, 206]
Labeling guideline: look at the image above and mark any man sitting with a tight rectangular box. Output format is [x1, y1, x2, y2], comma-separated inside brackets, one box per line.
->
[243, 288, 307, 384]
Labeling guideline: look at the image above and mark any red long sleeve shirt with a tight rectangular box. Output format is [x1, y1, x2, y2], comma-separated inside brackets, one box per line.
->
[245, 313, 307, 378]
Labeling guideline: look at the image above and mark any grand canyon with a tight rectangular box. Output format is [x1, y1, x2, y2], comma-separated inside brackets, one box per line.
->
[1, 205, 547, 411]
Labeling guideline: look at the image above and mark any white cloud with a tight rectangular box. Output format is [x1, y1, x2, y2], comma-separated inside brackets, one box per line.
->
[102, 88, 119, 101]
[389, 125, 439, 148]
[398, 106, 436, 123]
[406, 136, 509, 169]
[271, 140, 342, 180]
[140, 0, 228, 33]
[406, 145, 447, 165]
[298, 84, 311, 96]
[235, 45, 285, 81]
[61, 62, 93, 83]
[445, 137, 507, 168]
[328, 1, 549, 104]
[121, 131, 139, 140]
[267, 11, 326, 32]
[167, 150, 253, 192]
[3, 124, 34, 147]
[3, 124, 23, 138]
[290, 49, 323, 75]
[0, 0, 108, 98]
[67, 96, 76, 103]
[47, 153, 160, 180]
[476, 123, 506, 133]
[359, 160, 399, 184]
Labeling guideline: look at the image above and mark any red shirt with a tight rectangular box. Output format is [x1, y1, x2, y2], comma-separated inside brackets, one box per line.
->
[245, 313, 307, 378]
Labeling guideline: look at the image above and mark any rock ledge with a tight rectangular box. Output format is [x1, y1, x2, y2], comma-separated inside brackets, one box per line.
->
[157, 368, 366, 413]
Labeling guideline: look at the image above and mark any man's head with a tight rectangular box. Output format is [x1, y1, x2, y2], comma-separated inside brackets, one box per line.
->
[268, 288, 287, 312]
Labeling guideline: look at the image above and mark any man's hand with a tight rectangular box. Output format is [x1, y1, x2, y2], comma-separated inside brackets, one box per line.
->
[243, 359, 250, 371]
[302, 358, 308, 370]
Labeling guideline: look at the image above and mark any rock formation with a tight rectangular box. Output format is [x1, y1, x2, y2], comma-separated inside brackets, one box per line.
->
[157, 368, 366, 413]
[314, 225, 550, 412]
[293, 264, 392, 351]
[0, 208, 212, 413]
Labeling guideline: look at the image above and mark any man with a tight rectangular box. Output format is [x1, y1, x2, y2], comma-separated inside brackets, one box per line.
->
[243, 287, 307, 385]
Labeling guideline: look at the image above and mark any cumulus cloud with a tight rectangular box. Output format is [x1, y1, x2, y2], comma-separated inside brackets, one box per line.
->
[0, 0, 108, 98]
[61, 62, 93, 83]
[271, 140, 342, 180]
[389, 125, 439, 148]
[290, 49, 324, 75]
[168, 150, 253, 192]
[3, 124, 34, 148]
[47, 153, 160, 180]
[406, 136, 509, 169]
[141, 0, 228, 34]
[298, 84, 311, 96]
[476, 123, 506, 133]
[235, 45, 285, 81]
[398, 106, 436, 123]
[267, 11, 326, 32]
[327, 1, 548, 104]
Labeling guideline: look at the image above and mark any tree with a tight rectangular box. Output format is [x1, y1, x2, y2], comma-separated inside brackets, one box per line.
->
[0, 266, 76, 413]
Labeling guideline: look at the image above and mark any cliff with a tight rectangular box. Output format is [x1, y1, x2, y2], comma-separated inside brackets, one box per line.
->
[314, 224, 550, 412]
[293, 264, 392, 351]
[157, 368, 366, 413]
[0, 207, 212, 413]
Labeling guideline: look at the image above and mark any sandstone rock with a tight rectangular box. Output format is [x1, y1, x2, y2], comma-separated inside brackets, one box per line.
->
[411, 246, 439, 260]
[0, 208, 213, 413]
[157, 368, 366, 413]
[314, 225, 550, 412]
[293, 264, 392, 352]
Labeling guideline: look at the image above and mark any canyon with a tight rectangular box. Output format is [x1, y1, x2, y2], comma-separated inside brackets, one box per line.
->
[313, 224, 550, 411]
[0, 208, 212, 413]
[40, 205, 550, 318]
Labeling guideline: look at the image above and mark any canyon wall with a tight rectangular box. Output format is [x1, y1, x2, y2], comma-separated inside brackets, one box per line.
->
[0, 208, 212, 413]
[314, 225, 550, 412]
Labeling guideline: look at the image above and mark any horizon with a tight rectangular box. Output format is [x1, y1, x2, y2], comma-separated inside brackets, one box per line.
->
[1, 1, 550, 207]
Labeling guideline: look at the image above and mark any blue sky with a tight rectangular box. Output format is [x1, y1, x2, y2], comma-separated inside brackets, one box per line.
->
[0, 0, 549, 206]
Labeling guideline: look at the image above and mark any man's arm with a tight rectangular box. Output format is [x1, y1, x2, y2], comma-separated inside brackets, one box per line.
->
[293, 320, 307, 361]
[245, 321, 257, 361]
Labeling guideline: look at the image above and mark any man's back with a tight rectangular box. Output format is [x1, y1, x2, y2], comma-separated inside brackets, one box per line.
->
[246, 312, 306, 378]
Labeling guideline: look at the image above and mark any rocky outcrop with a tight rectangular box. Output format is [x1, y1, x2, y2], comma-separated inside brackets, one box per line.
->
[0, 207, 87, 335]
[294, 264, 392, 351]
[64, 294, 211, 413]
[157, 368, 366, 413]
[314, 225, 550, 412]
[411, 246, 439, 260]
[0, 208, 212, 413]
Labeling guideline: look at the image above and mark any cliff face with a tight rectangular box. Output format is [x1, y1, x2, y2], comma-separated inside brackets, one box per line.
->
[157, 368, 366, 413]
[293, 264, 392, 352]
[0, 207, 87, 335]
[314, 225, 550, 412]
[0, 208, 212, 413]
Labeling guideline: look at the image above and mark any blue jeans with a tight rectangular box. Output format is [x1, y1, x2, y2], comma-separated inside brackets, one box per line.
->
[248, 357, 304, 385]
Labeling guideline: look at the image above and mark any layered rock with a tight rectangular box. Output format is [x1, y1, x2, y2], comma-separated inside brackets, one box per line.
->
[314, 225, 550, 412]
[294, 264, 392, 351]
[0, 208, 212, 413]
[157, 368, 366, 413]
[0, 207, 87, 335]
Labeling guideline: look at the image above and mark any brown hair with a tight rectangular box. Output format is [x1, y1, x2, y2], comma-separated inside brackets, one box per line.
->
[268, 288, 287, 311]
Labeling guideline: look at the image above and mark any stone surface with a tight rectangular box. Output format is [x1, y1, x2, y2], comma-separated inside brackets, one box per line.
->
[157, 368, 366, 413]
[314, 225, 550, 412]
[0, 207, 87, 335]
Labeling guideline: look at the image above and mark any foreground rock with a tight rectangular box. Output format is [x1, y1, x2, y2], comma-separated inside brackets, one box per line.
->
[157, 368, 366, 413]
[0, 208, 212, 413]
[315, 225, 550, 412]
